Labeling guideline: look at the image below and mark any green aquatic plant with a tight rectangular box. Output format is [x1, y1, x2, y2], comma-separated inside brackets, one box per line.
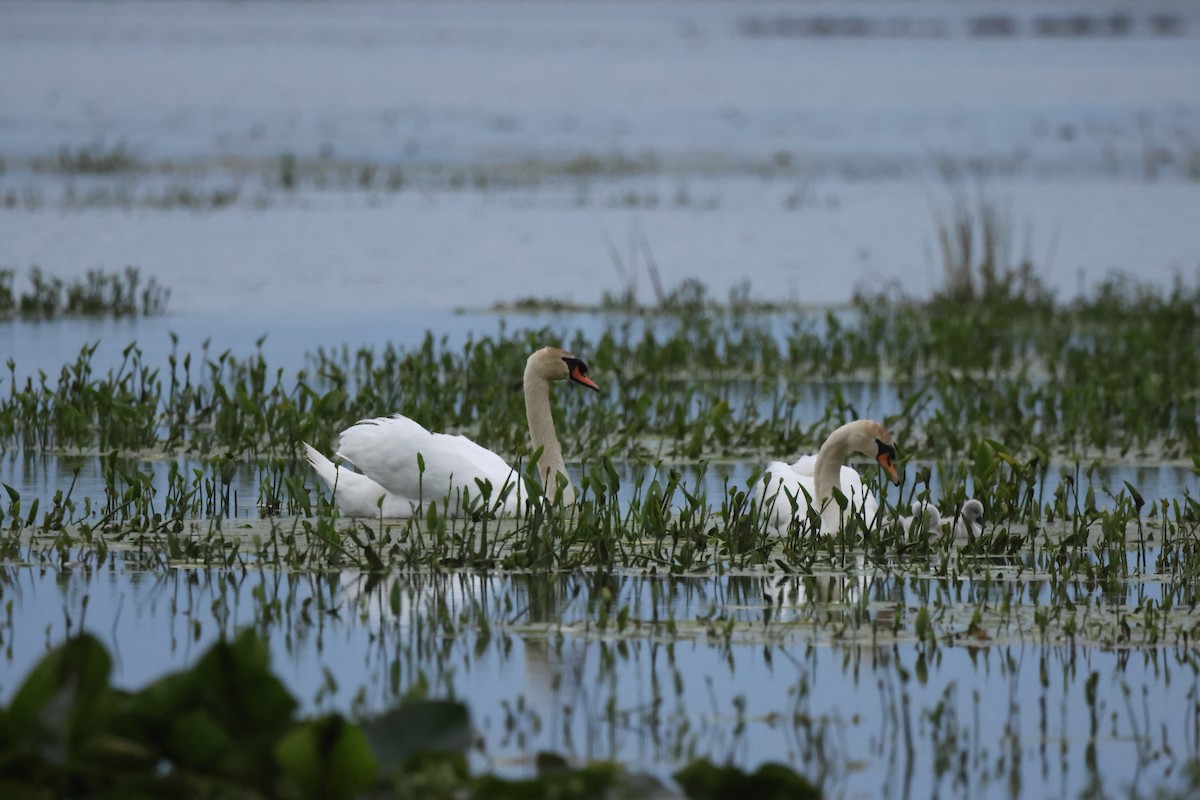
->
[0, 631, 823, 799]
[41, 141, 141, 174]
[0, 266, 168, 319]
[3, 273, 1197, 465]
[0, 272, 1196, 593]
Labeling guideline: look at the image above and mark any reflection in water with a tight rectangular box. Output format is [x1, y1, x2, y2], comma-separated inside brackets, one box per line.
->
[0, 556, 1197, 796]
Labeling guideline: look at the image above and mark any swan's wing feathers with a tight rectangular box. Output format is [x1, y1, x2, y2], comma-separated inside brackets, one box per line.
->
[788, 454, 819, 475]
[335, 414, 518, 507]
[836, 465, 879, 524]
[759, 461, 816, 527]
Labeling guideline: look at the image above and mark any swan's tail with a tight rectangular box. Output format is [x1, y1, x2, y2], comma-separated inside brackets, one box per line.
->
[303, 442, 338, 490]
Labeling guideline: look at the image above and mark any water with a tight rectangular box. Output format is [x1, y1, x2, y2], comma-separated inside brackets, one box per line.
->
[1, 556, 1197, 797]
[2, 2, 1199, 313]
[3, 1, 1199, 795]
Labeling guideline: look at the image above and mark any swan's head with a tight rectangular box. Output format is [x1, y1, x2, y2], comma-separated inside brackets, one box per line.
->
[527, 346, 600, 391]
[852, 420, 901, 485]
[961, 498, 984, 524]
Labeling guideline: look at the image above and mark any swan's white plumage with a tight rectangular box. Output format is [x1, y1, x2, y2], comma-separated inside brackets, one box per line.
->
[948, 498, 985, 538]
[900, 500, 942, 535]
[757, 419, 900, 534]
[304, 346, 597, 518]
[759, 459, 878, 531]
[331, 415, 522, 516]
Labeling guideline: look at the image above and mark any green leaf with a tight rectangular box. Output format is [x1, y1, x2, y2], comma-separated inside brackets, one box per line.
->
[1123, 481, 1145, 513]
[360, 700, 471, 776]
[133, 629, 297, 784]
[389, 581, 402, 616]
[674, 758, 819, 800]
[168, 710, 233, 769]
[7, 634, 113, 762]
[317, 389, 347, 417]
[276, 715, 378, 800]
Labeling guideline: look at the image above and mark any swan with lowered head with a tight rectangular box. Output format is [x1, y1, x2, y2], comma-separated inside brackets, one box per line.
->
[758, 419, 901, 534]
[304, 346, 599, 517]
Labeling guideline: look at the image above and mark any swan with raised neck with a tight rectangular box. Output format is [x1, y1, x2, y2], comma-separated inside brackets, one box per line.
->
[524, 346, 598, 504]
[303, 345, 598, 517]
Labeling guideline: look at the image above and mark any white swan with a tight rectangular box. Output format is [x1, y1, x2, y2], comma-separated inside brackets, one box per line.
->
[946, 498, 985, 538]
[304, 346, 599, 517]
[758, 419, 901, 533]
[900, 500, 942, 535]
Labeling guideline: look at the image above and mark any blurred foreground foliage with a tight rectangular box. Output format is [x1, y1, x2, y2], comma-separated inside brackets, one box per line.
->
[0, 630, 819, 799]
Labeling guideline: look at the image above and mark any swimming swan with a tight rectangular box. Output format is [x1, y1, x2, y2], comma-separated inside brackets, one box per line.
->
[900, 500, 942, 535]
[758, 419, 901, 533]
[947, 498, 985, 538]
[304, 346, 599, 517]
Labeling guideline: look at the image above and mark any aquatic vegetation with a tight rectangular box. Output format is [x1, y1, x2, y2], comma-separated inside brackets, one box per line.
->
[1, 272, 1198, 797]
[0, 630, 821, 799]
[40, 141, 141, 175]
[0, 272, 1194, 467]
[0, 266, 169, 319]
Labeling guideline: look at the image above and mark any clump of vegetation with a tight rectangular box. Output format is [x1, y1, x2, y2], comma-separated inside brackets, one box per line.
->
[927, 181, 1051, 308]
[2, 269, 1197, 465]
[0, 631, 814, 799]
[38, 141, 141, 174]
[0, 266, 169, 319]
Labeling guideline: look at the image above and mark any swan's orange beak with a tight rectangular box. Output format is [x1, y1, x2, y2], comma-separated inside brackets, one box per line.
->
[570, 365, 599, 392]
[877, 453, 900, 485]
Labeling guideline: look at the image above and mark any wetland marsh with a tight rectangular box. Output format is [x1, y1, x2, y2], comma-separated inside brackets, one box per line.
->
[2, 1, 1200, 797]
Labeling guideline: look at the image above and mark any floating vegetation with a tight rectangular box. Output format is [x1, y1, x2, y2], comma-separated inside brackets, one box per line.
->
[3, 554, 1200, 798]
[39, 141, 141, 175]
[1, 274, 1195, 463]
[2, 630, 804, 798]
[2, 271, 1199, 797]
[0, 266, 169, 319]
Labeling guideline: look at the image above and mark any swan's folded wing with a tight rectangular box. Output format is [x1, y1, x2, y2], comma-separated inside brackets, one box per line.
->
[759, 461, 817, 524]
[336, 415, 520, 507]
[836, 465, 879, 524]
[788, 454, 819, 475]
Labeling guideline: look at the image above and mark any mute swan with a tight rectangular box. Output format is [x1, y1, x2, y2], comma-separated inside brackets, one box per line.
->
[758, 419, 901, 534]
[947, 498, 985, 538]
[304, 346, 599, 517]
[900, 500, 942, 535]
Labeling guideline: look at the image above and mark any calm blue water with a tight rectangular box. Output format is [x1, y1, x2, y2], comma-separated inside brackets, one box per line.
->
[0, 558, 1195, 797]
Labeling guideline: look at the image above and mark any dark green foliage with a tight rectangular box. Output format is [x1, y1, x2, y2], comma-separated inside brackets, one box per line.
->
[674, 758, 820, 800]
[0, 633, 816, 799]
[0, 266, 169, 319]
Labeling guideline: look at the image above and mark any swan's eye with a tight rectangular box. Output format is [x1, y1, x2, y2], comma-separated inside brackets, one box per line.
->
[563, 357, 600, 391]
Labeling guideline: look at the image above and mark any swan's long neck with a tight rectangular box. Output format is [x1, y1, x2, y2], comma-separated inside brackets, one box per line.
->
[524, 371, 572, 502]
[813, 428, 851, 505]
[814, 423, 857, 529]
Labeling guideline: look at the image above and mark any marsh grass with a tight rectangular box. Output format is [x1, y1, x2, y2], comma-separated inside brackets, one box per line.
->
[2, 274, 1198, 655]
[43, 141, 141, 174]
[0, 266, 168, 319]
[0, 208, 1191, 800]
[927, 179, 1051, 307]
[3, 271, 1196, 463]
